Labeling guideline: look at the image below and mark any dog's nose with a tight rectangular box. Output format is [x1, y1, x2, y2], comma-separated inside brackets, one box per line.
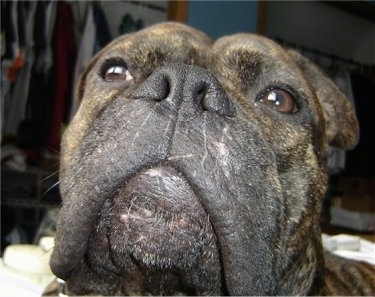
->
[132, 64, 235, 117]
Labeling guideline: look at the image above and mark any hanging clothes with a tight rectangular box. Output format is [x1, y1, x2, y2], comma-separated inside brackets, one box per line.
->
[69, 2, 112, 120]
[68, 4, 95, 121]
[3, 2, 37, 136]
[1, 0, 163, 158]
[1, 1, 17, 61]
[0, 1, 16, 133]
[18, 1, 57, 151]
[46, 1, 77, 152]
[93, 3, 112, 52]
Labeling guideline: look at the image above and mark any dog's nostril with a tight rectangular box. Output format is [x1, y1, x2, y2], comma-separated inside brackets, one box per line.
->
[195, 86, 207, 108]
[155, 77, 171, 102]
[162, 78, 171, 101]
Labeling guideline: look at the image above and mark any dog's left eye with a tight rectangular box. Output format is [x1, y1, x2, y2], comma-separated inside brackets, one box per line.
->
[258, 89, 298, 114]
[102, 64, 133, 82]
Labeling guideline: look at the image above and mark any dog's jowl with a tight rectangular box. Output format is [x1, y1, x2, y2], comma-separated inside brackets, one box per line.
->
[46, 23, 374, 296]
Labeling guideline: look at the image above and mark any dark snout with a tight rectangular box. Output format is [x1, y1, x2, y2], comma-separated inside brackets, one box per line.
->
[50, 64, 234, 280]
[51, 62, 281, 295]
[131, 63, 235, 117]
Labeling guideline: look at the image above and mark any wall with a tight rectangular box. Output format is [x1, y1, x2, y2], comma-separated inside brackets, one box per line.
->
[264, 1, 375, 64]
[94, 1, 260, 40]
[187, 1, 259, 39]
[101, 1, 167, 38]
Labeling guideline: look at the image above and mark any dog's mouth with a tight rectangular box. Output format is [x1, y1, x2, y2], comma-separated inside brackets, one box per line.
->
[70, 166, 223, 295]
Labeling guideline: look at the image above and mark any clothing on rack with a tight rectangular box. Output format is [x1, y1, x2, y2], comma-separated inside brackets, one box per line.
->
[45, 1, 77, 153]
[69, 4, 95, 121]
[69, 2, 112, 120]
[3, 2, 37, 136]
[275, 37, 374, 75]
[1, 1, 114, 158]
[19, 1, 57, 151]
[93, 3, 112, 52]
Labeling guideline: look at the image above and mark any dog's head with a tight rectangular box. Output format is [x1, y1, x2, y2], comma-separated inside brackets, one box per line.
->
[50, 22, 358, 295]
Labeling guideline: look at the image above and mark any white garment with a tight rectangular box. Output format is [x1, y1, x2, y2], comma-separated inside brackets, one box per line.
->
[34, 1, 57, 74]
[322, 233, 375, 265]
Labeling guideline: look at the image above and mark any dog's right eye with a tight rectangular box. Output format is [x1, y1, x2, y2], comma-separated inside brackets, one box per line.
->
[101, 63, 133, 82]
[257, 88, 299, 114]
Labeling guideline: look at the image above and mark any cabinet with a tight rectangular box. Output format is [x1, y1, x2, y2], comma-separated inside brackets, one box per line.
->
[1, 167, 60, 247]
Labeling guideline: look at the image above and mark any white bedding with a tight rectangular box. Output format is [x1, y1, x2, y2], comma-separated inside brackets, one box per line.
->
[1, 234, 374, 296]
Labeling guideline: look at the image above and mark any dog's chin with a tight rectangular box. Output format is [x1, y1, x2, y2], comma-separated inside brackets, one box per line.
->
[77, 166, 223, 295]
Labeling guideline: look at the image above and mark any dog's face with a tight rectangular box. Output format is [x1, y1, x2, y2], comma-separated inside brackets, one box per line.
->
[50, 23, 358, 295]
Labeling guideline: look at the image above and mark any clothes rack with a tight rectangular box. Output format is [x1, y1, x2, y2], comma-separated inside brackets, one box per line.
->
[275, 38, 375, 74]
[121, 1, 167, 13]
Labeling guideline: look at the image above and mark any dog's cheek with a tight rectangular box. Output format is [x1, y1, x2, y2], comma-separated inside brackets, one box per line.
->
[62, 69, 132, 172]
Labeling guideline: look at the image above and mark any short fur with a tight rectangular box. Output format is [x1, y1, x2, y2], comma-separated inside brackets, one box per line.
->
[47, 22, 374, 296]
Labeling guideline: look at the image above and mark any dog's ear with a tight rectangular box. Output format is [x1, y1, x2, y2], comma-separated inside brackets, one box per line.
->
[287, 50, 359, 150]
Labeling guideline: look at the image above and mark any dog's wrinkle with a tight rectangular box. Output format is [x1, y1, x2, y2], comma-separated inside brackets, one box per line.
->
[163, 119, 174, 138]
[130, 107, 156, 148]
[211, 123, 231, 176]
[51, 102, 176, 278]
[167, 117, 282, 295]
[167, 154, 194, 161]
[200, 114, 209, 170]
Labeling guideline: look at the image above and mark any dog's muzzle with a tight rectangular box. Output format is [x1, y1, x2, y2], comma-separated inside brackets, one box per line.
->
[51, 64, 280, 295]
[91, 166, 222, 295]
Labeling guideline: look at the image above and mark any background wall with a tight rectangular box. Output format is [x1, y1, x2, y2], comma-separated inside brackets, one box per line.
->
[264, 1, 375, 64]
[186, 1, 259, 39]
[98, 1, 375, 66]
[101, 1, 168, 38]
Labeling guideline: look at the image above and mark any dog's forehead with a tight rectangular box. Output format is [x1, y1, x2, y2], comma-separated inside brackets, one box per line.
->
[99, 23, 212, 69]
[207, 33, 314, 100]
[97, 24, 306, 85]
[212, 33, 304, 78]
[214, 33, 278, 54]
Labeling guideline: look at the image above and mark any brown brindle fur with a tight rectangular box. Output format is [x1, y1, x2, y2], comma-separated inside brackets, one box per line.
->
[46, 22, 374, 296]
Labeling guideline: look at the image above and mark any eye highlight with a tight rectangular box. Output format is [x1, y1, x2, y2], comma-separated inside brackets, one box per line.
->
[101, 60, 133, 82]
[257, 88, 298, 114]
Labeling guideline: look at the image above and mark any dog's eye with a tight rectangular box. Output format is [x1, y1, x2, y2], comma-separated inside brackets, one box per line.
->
[258, 89, 298, 114]
[102, 64, 133, 82]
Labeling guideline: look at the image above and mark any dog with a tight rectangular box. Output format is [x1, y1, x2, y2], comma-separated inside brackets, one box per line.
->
[46, 22, 374, 295]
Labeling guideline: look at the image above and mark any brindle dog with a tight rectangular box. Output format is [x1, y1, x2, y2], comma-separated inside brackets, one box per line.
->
[46, 22, 374, 295]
